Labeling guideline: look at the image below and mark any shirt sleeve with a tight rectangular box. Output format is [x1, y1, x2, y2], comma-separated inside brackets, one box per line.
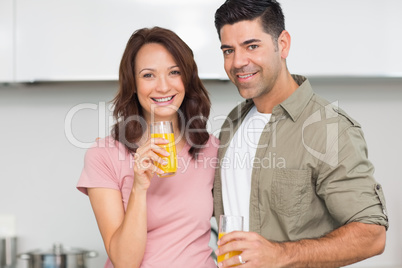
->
[316, 125, 389, 230]
[76, 141, 121, 195]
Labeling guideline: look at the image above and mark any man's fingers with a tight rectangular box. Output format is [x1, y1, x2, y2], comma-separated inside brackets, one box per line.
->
[218, 231, 248, 246]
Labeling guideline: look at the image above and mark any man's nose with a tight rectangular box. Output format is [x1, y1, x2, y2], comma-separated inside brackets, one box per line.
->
[232, 50, 249, 69]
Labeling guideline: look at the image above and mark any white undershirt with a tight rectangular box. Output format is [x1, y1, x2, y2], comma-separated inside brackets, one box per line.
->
[221, 106, 271, 231]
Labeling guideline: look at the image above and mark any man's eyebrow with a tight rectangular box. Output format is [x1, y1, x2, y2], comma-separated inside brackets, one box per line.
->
[220, 39, 262, 50]
[220, 44, 232, 50]
[243, 39, 261, 45]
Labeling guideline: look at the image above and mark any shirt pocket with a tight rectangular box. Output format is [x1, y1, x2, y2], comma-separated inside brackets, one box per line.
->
[270, 169, 312, 217]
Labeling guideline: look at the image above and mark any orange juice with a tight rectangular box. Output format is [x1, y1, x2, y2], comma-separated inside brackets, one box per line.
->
[151, 132, 177, 177]
[217, 233, 242, 266]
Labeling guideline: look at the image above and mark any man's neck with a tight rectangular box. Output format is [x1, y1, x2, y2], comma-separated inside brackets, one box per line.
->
[253, 72, 299, 114]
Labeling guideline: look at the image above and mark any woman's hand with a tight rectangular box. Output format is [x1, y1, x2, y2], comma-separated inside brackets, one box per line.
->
[133, 137, 170, 190]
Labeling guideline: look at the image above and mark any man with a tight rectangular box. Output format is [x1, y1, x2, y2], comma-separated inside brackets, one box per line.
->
[213, 1, 389, 267]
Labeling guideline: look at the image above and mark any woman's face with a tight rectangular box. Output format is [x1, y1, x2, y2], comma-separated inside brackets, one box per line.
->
[135, 43, 185, 123]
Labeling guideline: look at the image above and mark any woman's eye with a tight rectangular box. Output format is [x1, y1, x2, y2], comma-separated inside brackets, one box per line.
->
[143, 73, 153, 78]
[170, 70, 181, 75]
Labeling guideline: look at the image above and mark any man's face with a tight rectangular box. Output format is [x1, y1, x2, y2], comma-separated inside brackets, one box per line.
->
[220, 19, 283, 101]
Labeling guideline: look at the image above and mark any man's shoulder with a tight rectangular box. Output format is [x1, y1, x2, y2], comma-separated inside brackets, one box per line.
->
[308, 93, 361, 128]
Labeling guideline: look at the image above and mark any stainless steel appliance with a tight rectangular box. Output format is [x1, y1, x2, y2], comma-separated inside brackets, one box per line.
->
[18, 243, 97, 268]
[0, 237, 17, 268]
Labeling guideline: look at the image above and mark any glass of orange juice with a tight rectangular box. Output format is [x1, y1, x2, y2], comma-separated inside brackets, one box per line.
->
[217, 215, 244, 266]
[150, 121, 177, 177]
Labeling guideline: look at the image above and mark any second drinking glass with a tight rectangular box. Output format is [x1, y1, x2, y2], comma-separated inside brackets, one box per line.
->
[217, 215, 244, 265]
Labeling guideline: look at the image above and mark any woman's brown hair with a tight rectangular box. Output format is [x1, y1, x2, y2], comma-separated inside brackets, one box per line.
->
[112, 27, 211, 159]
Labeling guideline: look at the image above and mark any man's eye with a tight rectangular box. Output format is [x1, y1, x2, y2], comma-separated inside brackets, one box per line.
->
[249, 45, 258, 50]
[223, 49, 233, 55]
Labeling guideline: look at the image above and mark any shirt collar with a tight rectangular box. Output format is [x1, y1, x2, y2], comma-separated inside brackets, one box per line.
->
[278, 75, 314, 122]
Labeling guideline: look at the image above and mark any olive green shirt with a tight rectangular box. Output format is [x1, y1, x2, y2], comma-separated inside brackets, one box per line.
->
[214, 75, 388, 242]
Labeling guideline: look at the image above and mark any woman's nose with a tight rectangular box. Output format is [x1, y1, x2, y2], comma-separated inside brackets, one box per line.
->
[156, 75, 170, 93]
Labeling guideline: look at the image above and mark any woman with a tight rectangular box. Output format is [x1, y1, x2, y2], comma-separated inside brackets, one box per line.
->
[77, 27, 218, 268]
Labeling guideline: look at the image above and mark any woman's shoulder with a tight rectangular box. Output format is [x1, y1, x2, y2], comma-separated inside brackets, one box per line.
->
[85, 136, 130, 162]
[78, 136, 129, 194]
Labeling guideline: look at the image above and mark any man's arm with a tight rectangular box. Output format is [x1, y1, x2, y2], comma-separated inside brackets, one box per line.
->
[216, 222, 386, 268]
[283, 222, 385, 267]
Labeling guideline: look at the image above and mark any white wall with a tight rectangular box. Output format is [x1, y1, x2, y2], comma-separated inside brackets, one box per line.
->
[0, 78, 401, 267]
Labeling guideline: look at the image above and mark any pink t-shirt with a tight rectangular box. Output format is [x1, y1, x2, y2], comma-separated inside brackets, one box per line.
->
[77, 135, 219, 268]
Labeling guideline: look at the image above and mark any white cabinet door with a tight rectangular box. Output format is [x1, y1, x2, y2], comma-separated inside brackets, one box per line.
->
[0, 0, 14, 83]
[15, 0, 227, 82]
[13, 0, 402, 82]
[282, 0, 402, 77]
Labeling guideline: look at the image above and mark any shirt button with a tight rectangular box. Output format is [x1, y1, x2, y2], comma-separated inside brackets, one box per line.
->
[376, 184, 381, 190]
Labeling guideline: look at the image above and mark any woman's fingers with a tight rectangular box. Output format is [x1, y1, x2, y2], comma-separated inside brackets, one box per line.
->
[134, 138, 171, 175]
[131, 138, 171, 191]
[149, 143, 170, 157]
[138, 138, 170, 156]
[151, 137, 170, 145]
[134, 152, 166, 172]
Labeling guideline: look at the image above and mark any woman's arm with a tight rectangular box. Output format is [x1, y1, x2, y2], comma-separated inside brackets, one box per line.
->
[87, 137, 169, 268]
[88, 187, 147, 268]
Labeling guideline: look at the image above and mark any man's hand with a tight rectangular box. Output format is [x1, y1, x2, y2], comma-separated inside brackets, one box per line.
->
[215, 231, 286, 268]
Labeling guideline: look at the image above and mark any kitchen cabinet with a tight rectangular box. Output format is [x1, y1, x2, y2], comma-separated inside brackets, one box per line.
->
[15, 0, 226, 82]
[12, 0, 402, 82]
[282, 0, 402, 77]
[0, 0, 14, 83]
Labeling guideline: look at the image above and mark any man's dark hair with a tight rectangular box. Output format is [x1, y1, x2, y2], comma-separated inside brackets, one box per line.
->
[215, 0, 285, 42]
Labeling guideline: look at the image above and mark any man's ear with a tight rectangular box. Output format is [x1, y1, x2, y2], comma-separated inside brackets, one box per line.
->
[278, 30, 291, 59]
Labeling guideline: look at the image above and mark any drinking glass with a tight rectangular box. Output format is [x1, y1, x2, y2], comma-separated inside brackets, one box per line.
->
[150, 121, 177, 177]
[217, 215, 244, 265]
